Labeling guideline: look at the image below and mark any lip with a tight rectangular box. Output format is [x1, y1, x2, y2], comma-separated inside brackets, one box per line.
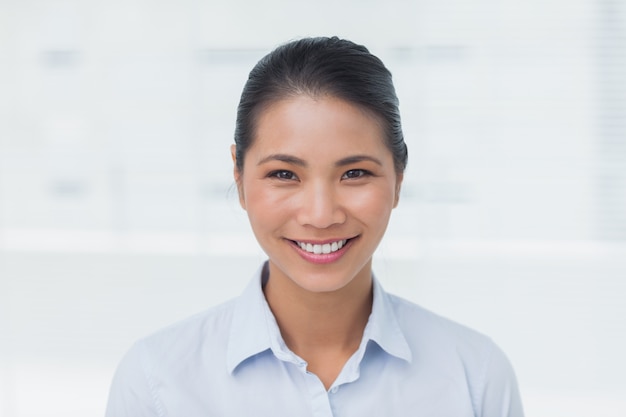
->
[287, 236, 357, 264]
[292, 237, 350, 245]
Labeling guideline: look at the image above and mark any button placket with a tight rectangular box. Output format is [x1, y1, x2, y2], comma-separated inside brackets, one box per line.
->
[302, 371, 334, 417]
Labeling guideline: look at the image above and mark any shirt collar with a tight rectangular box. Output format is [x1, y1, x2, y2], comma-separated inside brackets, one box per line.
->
[365, 276, 412, 363]
[226, 262, 412, 374]
[226, 263, 274, 374]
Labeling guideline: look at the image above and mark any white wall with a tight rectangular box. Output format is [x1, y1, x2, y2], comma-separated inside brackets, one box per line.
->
[1, 0, 625, 416]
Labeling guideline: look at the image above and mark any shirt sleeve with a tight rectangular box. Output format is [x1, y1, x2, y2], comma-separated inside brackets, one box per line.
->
[477, 343, 525, 417]
[105, 341, 162, 417]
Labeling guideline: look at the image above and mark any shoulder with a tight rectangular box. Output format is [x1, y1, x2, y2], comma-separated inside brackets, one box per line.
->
[386, 294, 524, 416]
[388, 293, 494, 350]
[106, 299, 238, 416]
[387, 293, 509, 371]
[136, 297, 238, 363]
[113, 297, 239, 384]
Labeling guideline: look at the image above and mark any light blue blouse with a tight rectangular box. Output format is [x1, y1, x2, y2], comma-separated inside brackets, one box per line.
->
[106, 263, 524, 417]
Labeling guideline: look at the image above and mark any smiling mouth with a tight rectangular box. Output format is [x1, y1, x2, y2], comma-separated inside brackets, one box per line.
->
[292, 238, 351, 255]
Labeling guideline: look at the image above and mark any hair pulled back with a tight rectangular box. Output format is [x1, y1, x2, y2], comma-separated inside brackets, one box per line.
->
[234, 36, 408, 174]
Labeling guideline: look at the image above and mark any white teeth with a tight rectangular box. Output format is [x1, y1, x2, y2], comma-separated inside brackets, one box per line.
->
[297, 239, 348, 254]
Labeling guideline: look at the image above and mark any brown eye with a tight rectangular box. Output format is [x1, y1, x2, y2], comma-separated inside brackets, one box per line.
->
[269, 170, 298, 180]
[342, 169, 370, 180]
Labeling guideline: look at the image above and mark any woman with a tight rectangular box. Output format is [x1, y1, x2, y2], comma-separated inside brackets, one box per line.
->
[106, 36, 524, 416]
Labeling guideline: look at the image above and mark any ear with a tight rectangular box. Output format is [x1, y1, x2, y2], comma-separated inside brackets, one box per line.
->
[393, 173, 403, 208]
[231, 144, 246, 210]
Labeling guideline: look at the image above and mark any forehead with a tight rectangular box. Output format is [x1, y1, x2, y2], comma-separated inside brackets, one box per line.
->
[248, 95, 390, 160]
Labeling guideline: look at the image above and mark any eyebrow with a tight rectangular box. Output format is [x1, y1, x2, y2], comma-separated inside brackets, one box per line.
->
[258, 154, 307, 167]
[257, 153, 383, 168]
[335, 155, 383, 167]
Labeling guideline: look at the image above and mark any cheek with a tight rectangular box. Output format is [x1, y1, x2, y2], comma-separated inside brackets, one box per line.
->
[242, 183, 297, 223]
[346, 185, 396, 219]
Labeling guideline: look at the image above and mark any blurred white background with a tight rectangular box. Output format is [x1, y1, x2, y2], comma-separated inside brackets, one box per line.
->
[0, 0, 625, 416]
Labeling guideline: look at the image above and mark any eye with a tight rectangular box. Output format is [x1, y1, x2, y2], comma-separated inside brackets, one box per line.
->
[268, 170, 299, 181]
[342, 169, 370, 180]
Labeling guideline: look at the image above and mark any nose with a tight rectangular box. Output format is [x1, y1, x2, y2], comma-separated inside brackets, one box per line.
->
[296, 181, 346, 229]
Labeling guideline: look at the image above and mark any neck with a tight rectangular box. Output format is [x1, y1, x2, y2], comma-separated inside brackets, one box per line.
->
[263, 264, 373, 354]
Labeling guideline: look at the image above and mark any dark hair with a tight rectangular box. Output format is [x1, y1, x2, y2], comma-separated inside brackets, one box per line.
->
[234, 36, 408, 174]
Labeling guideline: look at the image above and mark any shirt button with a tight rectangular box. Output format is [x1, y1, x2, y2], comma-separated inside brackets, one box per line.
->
[330, 387, 339, 394]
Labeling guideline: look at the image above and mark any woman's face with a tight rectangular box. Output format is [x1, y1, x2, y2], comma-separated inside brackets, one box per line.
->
[233, 95, 402, 294]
